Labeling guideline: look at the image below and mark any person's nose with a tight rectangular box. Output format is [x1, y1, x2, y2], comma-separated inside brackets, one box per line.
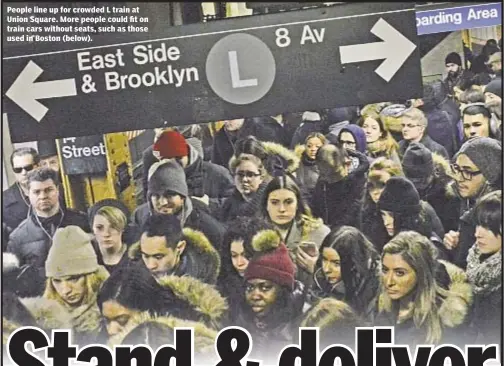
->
[237, 256, 247, 268]
[158, 196, 169, 205]
[322, 261, 330, 274]
[250, 288, 262, 300]
[60, 281, 72, 296]
[384, 272, 395, 288]
[145, 258, 158, 270]
[469, 126, 478, 136]
[278, 203, 286, 213]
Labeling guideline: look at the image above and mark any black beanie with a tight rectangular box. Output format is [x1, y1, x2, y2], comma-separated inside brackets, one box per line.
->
[445, 52, 462, 66]
[378, 177, 421, 215]
[402, 143, 434, 191]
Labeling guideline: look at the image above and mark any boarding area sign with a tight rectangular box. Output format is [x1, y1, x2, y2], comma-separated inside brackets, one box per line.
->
[416, 2, 502, 35]
[2, 3, 422, 143]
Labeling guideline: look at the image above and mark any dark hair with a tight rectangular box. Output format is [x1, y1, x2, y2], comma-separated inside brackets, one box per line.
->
[10, 147, 40, 167]
[317, 226, 379, 308]
[474, 190, 502, 237]
[260, 174, 312, 222]
[222, 217, 273, 261]
[141, 214, 183, 250]
[462, 104, 492, 119]
[97, 261, 194, 317]
[27, 167, 59, 189]
[234, 136, 268, 160]
[459, 87, 485, 104]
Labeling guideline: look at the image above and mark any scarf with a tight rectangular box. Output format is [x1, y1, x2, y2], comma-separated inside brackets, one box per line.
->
[466, 245, 502, 296]
[302, 152, 317, 167]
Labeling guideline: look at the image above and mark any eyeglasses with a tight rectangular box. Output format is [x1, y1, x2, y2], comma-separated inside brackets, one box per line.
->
[13, 165, 35, 174]
[450, 164, 482, 181]
[235, 171, 261, 179]
[401, 123, 421, 129]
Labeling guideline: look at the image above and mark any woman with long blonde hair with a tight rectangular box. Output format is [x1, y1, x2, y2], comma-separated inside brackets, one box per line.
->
[377, 231, 472, 346]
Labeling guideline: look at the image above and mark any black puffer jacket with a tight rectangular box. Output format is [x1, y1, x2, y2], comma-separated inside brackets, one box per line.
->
[6, 208, 90, 297]
[420, 81, 461, 157]
[311, 149, 369, 229]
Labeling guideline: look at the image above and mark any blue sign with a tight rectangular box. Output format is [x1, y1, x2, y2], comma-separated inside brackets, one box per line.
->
[416, 3, 502, 35]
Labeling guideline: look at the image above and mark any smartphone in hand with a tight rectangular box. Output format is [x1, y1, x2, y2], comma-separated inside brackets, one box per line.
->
[299, 241, 318, 257]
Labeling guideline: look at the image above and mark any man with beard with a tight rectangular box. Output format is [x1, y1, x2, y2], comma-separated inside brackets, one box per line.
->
[131, 159, 224, 250]
[443, 52, 475, 99]
[6, 168, 90, 297]
[484, 78, 502, 131]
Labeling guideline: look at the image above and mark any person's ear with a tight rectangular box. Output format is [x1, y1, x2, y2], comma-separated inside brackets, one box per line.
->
[176, 240, 186, 255]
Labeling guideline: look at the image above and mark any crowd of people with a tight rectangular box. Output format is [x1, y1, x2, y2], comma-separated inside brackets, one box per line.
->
[2, 45, 502, 361]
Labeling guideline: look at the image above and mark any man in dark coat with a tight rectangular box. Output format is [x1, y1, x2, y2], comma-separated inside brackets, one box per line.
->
[443, 52, 475, 98]
[3, 148, 40, 232]
[402, 143, 460, 232]
[311, 144, 369, 229]
[443, 137, 502, 269]
[398, 107, 449, 159]
[143, 130, 234, 214]
[417, 81, 461, 157]
[128, 214, 221, 284]
[132, 159, 225, 250]
[6, 168, 90, 297]
[37, 139, 67, 210]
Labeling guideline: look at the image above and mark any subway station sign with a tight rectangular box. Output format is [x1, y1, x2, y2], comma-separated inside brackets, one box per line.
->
[416, 2, 502, 35]
[58, 135, 108, 175]
[3, 3, 422, 143]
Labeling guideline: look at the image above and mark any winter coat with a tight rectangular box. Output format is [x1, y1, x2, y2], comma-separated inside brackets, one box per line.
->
[154, 274, 228, 330]
[311, 149, 369, 230]
[211, 118, 270, 169]
[91, 239, 130, 275]
[233, 281, 307, 360]
[375, 260, 473, 347]
[142, 144, 235, 212]
[416, 154, 461, 232]
[399, 134, 449, 160]
[252, 116, 294, 148]
[107, 312, 219, 363]
[216, 270, 247, 324]
[311, 257, 381, 322]
[282, 217, 330, 287]
[131, 197, 225, 252]
[6, 208, 91, 297]
[466, 245, 502, 345]
[420, 82, 460, 158]
[294, 145, 320, 202]
[450, 182, 497, 269]
[443, 69, 475, 96]
[128, 226, 221, 284]
[218, 188, 259, 223]
[2, 183, 30, 232]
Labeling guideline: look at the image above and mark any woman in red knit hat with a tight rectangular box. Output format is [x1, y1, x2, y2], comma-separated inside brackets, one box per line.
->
[234, 229, 307, 360]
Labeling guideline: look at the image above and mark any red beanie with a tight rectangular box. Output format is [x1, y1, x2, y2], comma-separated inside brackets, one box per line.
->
[245, 230, 296, 290]
[153, 131, 189, 159]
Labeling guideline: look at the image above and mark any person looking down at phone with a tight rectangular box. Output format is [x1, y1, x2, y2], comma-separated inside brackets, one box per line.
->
[259, 174, 330, 287]
[310, 226, 381, 322]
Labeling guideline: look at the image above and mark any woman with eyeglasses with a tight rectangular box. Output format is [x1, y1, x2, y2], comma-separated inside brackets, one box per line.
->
[260, 174, 330, 286]
[218, 154, 266, 223]
[357, 110, 401, 165]
[376, 231, 472, 347]
[361, 158, 404, 252]
[443, 137, 502, 270]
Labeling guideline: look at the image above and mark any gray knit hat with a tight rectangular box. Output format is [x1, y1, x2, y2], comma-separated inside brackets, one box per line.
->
[46, 226, 98, 278]
[455, 137, 502, 185]
[148, 159, 188, 198]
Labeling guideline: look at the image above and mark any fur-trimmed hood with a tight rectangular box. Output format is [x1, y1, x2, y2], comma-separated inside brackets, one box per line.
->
[229, 141, 300, 175]
[378, 260, 472, 329]
[107, 312, 218, 358]
[156, 275, 228, 328]
[19, 297, 73, 330]
[294, 144, 306, 160]
[431, 152, 457, 199]
[128, 227, 221, 284]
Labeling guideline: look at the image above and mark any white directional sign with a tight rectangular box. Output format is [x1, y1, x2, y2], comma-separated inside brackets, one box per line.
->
[2, 3, 422, 143]
[339, 18, 417, 82]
